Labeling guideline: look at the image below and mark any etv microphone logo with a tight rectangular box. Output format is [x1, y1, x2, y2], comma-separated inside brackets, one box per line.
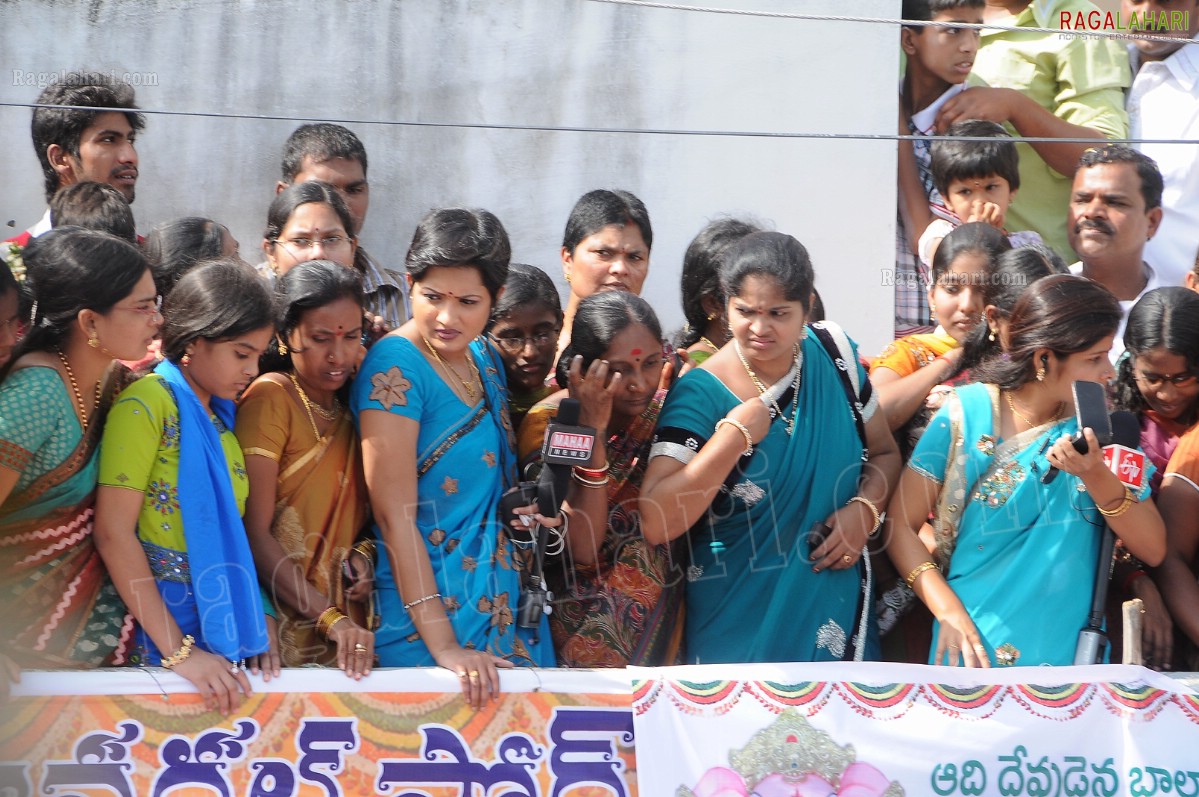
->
[1103, 445, 1146, 490]
[548, 431, 594, 461]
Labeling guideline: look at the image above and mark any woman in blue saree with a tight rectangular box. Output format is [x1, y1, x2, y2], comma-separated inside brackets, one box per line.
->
[352, 208, 554, 709]
[640, 232, 901, 663]
[888, 275, 1167, 667]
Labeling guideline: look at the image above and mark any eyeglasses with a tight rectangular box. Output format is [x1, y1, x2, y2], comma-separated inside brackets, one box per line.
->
[489, 329, 560, 354]
[277, 235, 352, 252]
[1134, 370, 1199, 389]
[113, 295, 163, 317]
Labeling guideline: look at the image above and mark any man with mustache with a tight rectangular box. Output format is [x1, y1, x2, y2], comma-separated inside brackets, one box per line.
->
[1067, 144, 1164, 362]
[4, 71, 144, 277]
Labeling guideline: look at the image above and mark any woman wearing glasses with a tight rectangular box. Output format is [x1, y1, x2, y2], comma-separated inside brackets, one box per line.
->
[0, 228, 160, 694]
[1114, 288, 1199, 671]
[486, 263, 562, 429]
[262, 181, 357, 279]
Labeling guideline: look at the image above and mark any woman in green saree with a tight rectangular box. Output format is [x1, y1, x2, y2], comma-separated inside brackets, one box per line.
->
[0, 229, 160, 690]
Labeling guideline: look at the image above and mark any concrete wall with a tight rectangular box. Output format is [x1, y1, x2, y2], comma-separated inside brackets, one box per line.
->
[0, 0, 899, 354]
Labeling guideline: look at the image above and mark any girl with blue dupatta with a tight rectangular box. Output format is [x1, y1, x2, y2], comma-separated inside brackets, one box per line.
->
[887, 275, 1167, 667]
[95, 260, 279, 714]
[353, 208, 554, 710]
[640, 232, 902, 664]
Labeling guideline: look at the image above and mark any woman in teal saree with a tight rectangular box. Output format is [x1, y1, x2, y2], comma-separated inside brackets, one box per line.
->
[640, 232, 901, 663]
[888, 275, 1167, 667]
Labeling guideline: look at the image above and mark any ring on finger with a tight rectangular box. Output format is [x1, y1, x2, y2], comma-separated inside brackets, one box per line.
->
[354, 643, 367, 652]
[841, 554, 852, 564]
[468, 670, 480, 681]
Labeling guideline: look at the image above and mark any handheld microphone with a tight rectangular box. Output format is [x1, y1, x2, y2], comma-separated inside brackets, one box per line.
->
[534, 398, 596, 517]
[1074, 409, 1143, 665]
[1103, 410, 1146, 491]
[511, 398, 596, 631]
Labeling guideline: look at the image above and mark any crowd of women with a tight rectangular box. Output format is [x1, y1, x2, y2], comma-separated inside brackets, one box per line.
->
[2, 183, 1198, 713]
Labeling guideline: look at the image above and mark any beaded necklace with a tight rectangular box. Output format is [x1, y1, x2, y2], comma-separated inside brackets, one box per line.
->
[56, 349, 102, 431]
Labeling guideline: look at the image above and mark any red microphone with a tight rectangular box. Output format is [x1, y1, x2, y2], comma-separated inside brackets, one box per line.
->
[1103, 411, 1145, 491]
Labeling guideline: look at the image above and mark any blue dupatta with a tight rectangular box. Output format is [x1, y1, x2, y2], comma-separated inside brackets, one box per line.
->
[154, 360, 267, 661]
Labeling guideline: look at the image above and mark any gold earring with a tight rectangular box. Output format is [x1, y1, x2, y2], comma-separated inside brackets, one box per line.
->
[181, 353, 192, 367]
[278, 340, 288, 355]
[988, 330, 996, 342]
[88, 334, 99, 349]
[565, 272, 572, 284]
[1035, 365, 1046, 382]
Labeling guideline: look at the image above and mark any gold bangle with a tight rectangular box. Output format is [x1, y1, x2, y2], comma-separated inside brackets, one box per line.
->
[402, 592, 442, 612]
[571, 469, 611, 488]
[316, 606, 349, 639]
[905, 561, 940, 588]
[351, 538, 377, 559]
[846, 495, 883, 538]
[160, 634, 196, 669]
[1097, 485, 1136, 518]
[715, 417, 754, 456]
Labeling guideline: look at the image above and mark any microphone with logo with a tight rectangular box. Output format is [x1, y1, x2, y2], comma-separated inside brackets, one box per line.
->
[1074, 410, 1145, 665]
[499, 398, 596, 632]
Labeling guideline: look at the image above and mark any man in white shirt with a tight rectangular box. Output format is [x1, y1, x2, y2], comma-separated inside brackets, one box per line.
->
[4, 72, 143, 278]
[1123, 0, 1199, 287]
[1066, 145, 1163, 362]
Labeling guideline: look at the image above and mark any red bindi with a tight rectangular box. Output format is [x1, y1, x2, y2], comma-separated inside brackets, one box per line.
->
[630, 348, 642, 356]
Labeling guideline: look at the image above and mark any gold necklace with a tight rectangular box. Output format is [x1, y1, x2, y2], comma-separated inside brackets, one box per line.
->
[699, 336, 721, 353]
[421, 335, 480, 402]
[734, 341, 801, 435]
[1005, 390, 1062, 430]
[56, 349, 101, 431]
[290, 373, 339, 421]
[288, 372, 328, 441]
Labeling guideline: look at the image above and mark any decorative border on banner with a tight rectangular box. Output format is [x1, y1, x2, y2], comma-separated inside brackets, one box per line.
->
[666, 680, 746, 715]
[836, 682, 919, 720]
[1172, 691, 1199, 725]
[923, 683, 1008, 719]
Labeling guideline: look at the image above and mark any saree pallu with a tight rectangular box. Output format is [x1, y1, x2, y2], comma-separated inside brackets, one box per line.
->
[237, 378, 369, 667]
[521, 389, 685, 667]
[351, 336, 554, 668]
[910, 382, 1155, 667]
[654, 329, 875, 664]
[869, 331, 958, 378]
[0, 366, 131, 668]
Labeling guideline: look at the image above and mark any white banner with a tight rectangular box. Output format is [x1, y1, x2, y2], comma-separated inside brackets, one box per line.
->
[629, 662, 1199, 797]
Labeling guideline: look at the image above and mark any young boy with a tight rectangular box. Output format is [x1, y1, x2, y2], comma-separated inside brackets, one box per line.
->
[918, 119, 1043, 267]
[49, 181, 137, 243]
[895, 0, 984, 337]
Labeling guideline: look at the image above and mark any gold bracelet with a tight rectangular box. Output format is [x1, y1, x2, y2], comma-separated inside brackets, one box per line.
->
[905, 561, 940, 588]
[402, 592, 443, 612]
[1097, 485, 1136, 518]
[351, 538, 377, 559]
[316, 606, 349, 639]
[571, 469, 611, 488]
[846, 495, 883, 538]
[715, 417, 754, 456]
[160, 634, 196, 669]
